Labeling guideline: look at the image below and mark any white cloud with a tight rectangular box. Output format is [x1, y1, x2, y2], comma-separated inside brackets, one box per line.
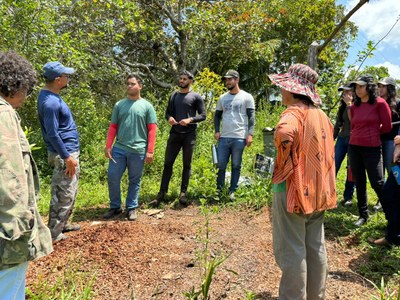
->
[374, 62, 400, 79]
[346, 0, 400, 48]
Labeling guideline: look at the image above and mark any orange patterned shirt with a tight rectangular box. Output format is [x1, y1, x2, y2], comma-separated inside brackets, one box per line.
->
[272, 103, 337, 214]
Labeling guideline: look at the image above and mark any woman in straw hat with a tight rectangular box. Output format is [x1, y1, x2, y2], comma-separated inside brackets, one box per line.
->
[268, 63, 336, 300]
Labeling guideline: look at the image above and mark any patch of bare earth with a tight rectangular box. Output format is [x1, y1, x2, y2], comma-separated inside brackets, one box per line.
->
[27, 206, 375, 299]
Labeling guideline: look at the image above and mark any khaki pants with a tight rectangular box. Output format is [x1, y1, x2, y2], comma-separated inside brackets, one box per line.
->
[272, 191, 327, 300]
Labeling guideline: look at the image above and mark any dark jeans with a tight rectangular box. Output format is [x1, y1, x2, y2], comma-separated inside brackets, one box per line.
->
[335, 136, 356, 200]
[160, 131, 196, 193]
[381, 171, 400, 245]
[348, 145, 384, 219]
[382, 139, 395, 177]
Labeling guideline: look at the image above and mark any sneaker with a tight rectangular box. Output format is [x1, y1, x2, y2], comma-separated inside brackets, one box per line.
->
[341, 198, 353, 206]
[229, 192, 236, 201]
[179, 192, 188, 206]
[149, 192, 165, 208]
[373, 237, 390, 246]
[354, 217, 367, 227]
[53, 233, 69, 244]
[103, 208, 122, 219]
[373, 201, 382, 212]
[62, 224, 81, 233]
[127, 209, 137, 221]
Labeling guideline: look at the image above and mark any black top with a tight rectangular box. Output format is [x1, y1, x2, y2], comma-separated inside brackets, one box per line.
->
[165, 91, 206, 134]
[381, 100, 400, 140]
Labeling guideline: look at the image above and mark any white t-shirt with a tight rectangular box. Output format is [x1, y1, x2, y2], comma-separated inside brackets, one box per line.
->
[216, 90, 255, 139]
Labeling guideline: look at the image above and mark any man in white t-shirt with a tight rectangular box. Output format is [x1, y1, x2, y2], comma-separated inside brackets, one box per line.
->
[214, 70, 255, 198]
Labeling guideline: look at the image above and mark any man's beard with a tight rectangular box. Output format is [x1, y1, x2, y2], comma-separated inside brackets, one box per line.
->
[227, 85, 234, 91]
[179, 83, 190, 89]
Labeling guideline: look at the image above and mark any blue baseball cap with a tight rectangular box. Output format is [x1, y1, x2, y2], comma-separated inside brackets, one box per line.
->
[43, 61, 74, 80]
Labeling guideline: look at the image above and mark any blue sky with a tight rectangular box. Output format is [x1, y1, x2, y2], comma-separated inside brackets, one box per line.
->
[337, 0, 400, 79]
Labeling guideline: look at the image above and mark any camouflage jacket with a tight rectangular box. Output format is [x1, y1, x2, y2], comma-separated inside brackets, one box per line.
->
[0, 96, 53, 270]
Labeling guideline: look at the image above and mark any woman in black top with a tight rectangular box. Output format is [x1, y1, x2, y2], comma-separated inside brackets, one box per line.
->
[334, 83, 356, 206]
[378, 77, 399, 176]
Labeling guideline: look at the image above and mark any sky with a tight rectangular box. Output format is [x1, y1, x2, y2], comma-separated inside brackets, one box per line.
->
[337, 0, 400, 79]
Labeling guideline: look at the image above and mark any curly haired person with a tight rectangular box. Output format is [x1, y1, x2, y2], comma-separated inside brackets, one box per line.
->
[0, 51, 53, 299]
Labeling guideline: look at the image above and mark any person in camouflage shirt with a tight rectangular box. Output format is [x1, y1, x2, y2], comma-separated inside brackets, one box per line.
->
[0, 51, 53, 300]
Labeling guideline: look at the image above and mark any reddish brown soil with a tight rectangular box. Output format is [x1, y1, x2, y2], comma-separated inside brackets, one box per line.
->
[26, 206, 375, 299]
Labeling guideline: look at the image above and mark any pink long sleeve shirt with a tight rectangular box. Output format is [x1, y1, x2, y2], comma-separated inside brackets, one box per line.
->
[349, 97, 392, 147]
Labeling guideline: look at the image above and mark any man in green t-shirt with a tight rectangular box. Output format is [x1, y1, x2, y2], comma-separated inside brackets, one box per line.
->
[103, 74, 157, 221]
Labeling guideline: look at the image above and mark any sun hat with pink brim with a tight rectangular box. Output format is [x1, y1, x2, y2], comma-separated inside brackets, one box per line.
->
[268, 63, 321, 106]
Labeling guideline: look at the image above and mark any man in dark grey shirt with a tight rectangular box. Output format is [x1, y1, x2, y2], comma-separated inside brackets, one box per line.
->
[150, 70, 206, 206]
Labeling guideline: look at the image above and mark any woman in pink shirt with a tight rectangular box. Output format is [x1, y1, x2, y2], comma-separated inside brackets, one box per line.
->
[348, 74, 392, 226]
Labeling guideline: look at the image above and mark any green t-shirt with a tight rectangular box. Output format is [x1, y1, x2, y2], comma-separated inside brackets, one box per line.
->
[272, 181, 286, 193]
[111, 98, 157, 154]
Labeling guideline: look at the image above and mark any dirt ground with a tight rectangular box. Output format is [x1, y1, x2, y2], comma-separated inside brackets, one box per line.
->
[26, 205, 376, 299]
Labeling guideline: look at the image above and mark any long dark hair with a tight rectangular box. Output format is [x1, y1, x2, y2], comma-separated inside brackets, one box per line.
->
[353, 83, 378, 106]
[386, 84, 398, 115]
[337, 93, 348, 124]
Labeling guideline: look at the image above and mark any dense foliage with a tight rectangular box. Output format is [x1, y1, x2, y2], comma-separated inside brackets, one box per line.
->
[0, 0, 358, 180]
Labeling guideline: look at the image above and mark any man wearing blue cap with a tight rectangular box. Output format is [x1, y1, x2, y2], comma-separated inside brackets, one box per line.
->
[37, 61, 80, 243]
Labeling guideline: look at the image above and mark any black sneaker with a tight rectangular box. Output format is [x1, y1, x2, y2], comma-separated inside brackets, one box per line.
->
[149, 192, 165, 208]
[62, 224, 81, 233]
[127, 209, 137, 221]
[341, 199, 353, 206]
[179, 192, 188, 205]
[103, 208, 122, 219]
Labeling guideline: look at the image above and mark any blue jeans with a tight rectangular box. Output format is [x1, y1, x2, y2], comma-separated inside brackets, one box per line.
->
[334, 136, 355, 200]
[0, 262, 28, 300]
[216, 138, 246, 193]
[107, 147, 145, 210]
[382, 139, 395, 177]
